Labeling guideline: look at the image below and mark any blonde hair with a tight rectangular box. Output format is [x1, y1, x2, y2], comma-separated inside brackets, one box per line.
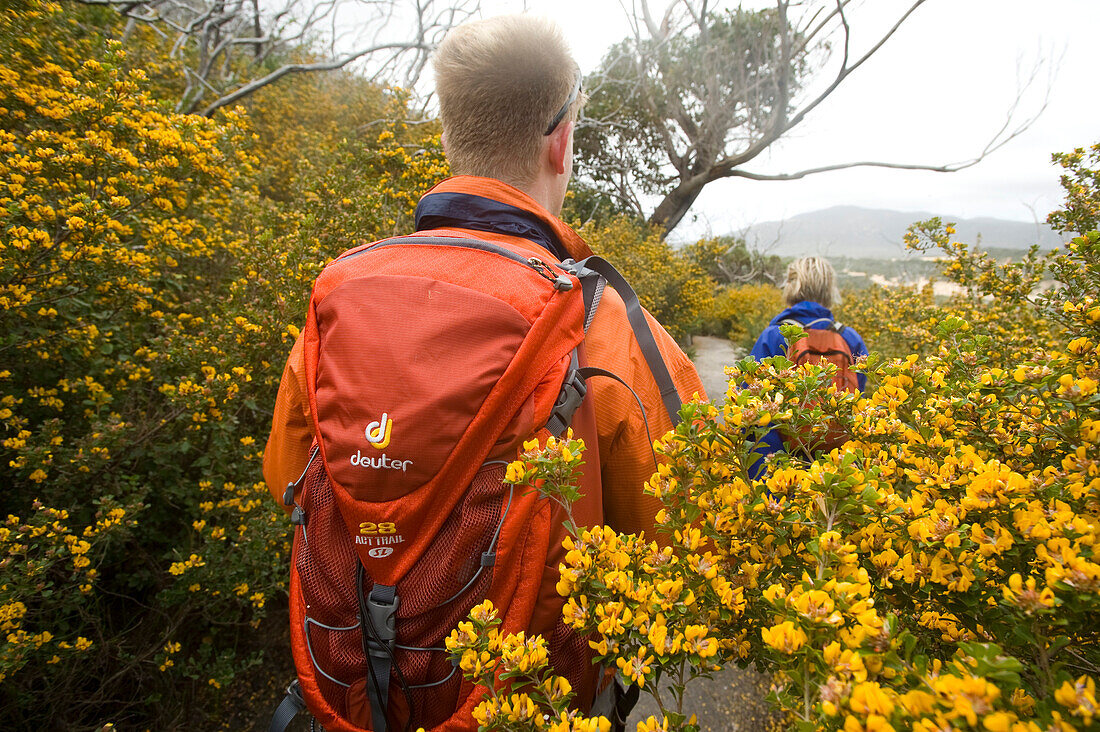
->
[783, 256, 841, 308]
[432, 15, 582, 187]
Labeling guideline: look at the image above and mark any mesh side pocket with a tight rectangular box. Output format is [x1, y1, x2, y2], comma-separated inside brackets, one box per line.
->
[295, 458, 364, 719]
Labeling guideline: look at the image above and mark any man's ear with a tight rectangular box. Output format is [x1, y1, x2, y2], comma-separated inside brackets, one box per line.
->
[440, 130, 449, 156]
[547, 121, 573, 176]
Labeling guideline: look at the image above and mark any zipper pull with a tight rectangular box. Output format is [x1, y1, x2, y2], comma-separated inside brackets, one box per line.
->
[527, 257, 574, 291]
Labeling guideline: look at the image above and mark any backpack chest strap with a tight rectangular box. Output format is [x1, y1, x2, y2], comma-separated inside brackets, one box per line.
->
[359, 574, 400, 732]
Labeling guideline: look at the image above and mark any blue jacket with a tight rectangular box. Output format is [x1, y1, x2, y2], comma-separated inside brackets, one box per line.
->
[747, 301, 869, 475]
[749, 301, 868, 378]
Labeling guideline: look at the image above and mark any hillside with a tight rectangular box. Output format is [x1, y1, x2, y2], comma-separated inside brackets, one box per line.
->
[742, 205, 1064, 259]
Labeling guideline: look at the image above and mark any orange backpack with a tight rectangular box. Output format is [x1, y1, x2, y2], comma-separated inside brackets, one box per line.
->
[269, 235, 680, 732]
[781, 317, 859, 451]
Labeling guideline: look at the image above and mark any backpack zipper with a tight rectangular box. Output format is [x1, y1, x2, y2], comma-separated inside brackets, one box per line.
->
[527, 257, 574, 290]
[339, 236, 573, 289]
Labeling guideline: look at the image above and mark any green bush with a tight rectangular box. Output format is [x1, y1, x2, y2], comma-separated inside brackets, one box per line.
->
[706, 283, 786, 350]
[577, 216, 715, 342]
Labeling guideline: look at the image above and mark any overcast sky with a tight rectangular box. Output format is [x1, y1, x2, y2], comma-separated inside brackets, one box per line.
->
[489, 0, 1098, 241]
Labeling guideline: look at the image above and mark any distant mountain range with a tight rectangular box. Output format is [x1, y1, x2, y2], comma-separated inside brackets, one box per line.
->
[740, 206, 1064, 259]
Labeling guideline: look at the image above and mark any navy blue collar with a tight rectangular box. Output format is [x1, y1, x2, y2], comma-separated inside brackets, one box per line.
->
[414, 191, 569, 261]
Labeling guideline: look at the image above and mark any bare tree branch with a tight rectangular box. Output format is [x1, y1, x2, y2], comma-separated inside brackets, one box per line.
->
[74, 0, 478, 115]
[726, 50, 1052, 183]
[778, 0, 928, 142]
[199, 41, 428, 116]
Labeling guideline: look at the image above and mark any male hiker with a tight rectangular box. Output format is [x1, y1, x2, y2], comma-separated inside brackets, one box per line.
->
[264, 13, 706, 729]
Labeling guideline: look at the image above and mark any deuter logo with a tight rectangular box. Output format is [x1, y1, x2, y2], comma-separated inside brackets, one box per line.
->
[367, 547, 393, 559]
[350, 451, 412, 472]
[351, 411, 413, 472]
[365, 412, 392, 449]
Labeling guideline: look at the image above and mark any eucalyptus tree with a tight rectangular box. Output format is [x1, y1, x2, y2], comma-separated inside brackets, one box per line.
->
[577, 0, 1044, 236]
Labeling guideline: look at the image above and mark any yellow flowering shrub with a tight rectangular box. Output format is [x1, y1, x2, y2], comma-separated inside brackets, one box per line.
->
[1048, 143, 1099, 237]
[0, 1, 451, 726]
[576, 217, 715, 342]
[649, 239, 1096, 729]
[0, 2, 291, 722]
[446, 599, 612, 732]
[841, 219, 1057, 363]
[445, 436, 675, 732]
[471, 147, 1100, 731]
[0, 500, 132, 682]
[244, 65, 391, 202]
[708, 283, 786, 349]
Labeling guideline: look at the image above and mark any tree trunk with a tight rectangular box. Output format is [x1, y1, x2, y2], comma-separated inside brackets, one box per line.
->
[648, 176, 708, 237]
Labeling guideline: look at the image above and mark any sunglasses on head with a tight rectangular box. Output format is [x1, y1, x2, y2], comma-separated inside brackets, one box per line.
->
[544, 75, 582, 136]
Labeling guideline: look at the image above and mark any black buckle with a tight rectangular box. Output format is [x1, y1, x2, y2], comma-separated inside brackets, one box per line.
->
[546, 368, 587, 437]
[365, 593, 400, 658]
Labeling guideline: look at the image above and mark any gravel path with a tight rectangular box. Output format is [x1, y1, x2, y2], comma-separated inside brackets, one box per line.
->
[624, 335, 782, 732]
[690, 335, 745, 402]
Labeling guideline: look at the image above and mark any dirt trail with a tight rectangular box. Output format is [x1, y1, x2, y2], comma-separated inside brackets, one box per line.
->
[624, 335, 780, 732]
[690, 335, 745, 402]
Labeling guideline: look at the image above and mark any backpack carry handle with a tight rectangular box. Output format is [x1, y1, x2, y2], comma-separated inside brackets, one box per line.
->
[780, 317, 846, 334]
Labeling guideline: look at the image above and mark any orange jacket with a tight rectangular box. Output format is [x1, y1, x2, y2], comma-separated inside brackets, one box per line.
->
[263, 176, 706, 537]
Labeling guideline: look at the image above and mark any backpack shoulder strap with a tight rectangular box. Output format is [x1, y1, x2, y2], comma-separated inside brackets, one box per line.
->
[268, 680, 306, 732]
[562, 256, 682, 426]
[581, 275, 606, 335]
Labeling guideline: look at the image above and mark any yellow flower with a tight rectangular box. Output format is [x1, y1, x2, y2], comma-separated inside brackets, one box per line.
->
[899, 690, 935, 715]
[1002, 573, 1057, 614]
[842, 714, 894, 732]
[499, 632, 548, 675]
[929, 674, 1000, 726]
[1009, 688, 1036, 715]
[1055, 675, 1098, 724]
[980, 712, 1019, 732]
[849, 681, 894, 716]
[761, 621, 807, 654]
[469, 599, 496, 624]
[823, 642, 868, 682]
[616, 647, 652, 686]
[635, 716, 669, 732]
